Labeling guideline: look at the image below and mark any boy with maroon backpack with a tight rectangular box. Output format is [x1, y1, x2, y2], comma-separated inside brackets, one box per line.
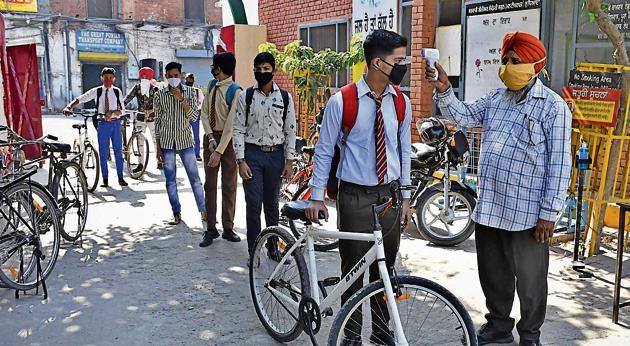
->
[306, 29, 412, 345]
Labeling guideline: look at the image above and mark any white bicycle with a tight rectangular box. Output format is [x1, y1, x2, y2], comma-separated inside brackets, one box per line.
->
[249, 182, 477, 345]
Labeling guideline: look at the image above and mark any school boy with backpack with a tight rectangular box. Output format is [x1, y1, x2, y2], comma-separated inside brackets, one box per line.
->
[306, 29, 413, 345]
[232, 52, 296, 259]
[63, 67, 128, 188]
[199, 52, 243, 247]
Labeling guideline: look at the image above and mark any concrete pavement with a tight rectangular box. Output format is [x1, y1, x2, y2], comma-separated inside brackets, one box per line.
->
[0, 115, 629, 345]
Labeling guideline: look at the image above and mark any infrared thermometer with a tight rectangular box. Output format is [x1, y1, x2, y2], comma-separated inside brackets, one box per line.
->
[421, 48, 440, 80]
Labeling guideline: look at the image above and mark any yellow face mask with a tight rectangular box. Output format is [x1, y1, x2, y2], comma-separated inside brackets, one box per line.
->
[498, 57, 546, 91]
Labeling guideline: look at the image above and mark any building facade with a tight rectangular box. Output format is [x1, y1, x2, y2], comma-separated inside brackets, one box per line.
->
[3, 0, 222, 111]
[259, 0, 629, 143]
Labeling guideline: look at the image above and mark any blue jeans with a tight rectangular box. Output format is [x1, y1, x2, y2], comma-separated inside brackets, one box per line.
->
[97, 120, 124, 180]
[243, 145, 285, 253]
[191, 118, 201, 158]
[162, 147, 205, 214]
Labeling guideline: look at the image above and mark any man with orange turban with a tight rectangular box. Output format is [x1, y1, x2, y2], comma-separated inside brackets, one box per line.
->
[426, 32, 572, 346]
[124, 67, 162, 170]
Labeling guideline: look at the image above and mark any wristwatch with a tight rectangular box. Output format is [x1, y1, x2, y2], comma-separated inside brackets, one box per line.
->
[236, 158, 246, 165]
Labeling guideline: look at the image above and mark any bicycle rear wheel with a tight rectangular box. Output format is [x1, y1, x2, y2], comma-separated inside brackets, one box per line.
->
[0, 182, 61, 291]
[249, 226, 311, 343]
[81, 144, 100, 192]
[288, 183, 339, 251]
[126, 132, 149, 179]
[328, 275, 477, 346]
[51, 161, 88, 242]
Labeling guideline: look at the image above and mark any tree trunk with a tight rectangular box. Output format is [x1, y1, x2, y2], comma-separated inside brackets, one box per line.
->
[586, 0, 630, 254]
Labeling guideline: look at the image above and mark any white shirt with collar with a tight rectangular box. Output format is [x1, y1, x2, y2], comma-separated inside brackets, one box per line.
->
[76, 86, 125, 115]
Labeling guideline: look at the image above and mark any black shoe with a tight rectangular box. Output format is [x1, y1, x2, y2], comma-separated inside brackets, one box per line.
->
[267, 249, 291, 265]
[132, 164, 144, 173]
[157, 163, 163, 170]
[100, 179, 108, 188]
[196, 156, 202, 162]
[477, 324, 514, 345]
[520, 340, 542, 346]
[340, 336, 361, 346]
[118, 178, 128, 187]
[199, 229, 220, 247]
[370, 331, 395, 346]
[168, 213, 182, 225]
[222, 229, 241, 242]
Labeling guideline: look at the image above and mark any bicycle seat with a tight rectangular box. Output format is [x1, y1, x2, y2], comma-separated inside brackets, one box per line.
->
[281, 200, 325, 222]
[412, 143, 436, 161]
[45, 141, 72, 154]
[72, 124, 86, 130]
[301, 146, 315, 156]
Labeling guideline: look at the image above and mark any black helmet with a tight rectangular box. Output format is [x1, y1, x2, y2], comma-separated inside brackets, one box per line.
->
[416, 117, 447, 146]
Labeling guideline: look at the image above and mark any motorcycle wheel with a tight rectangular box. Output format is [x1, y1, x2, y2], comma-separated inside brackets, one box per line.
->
[414, 184, 476, 246]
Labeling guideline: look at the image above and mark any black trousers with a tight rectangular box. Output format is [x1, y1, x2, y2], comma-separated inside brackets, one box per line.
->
[338, 181, 401, 337]
[475, 223, 549, 341]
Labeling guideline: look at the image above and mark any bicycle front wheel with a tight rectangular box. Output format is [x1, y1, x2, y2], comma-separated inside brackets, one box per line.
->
[328, 275, 477, 346]
[249, 226, 311, 343]
[51, 161, 88, 242]
[0, 182, 61, 291]
[82, 144, 100, 192]
[126, 132, 149, 180]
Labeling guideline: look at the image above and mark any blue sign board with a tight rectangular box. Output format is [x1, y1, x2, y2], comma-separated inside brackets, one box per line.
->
[76, 30, 126, 53]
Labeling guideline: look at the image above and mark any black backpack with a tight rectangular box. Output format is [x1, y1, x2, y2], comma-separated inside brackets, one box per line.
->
[244, 87, 290, 127]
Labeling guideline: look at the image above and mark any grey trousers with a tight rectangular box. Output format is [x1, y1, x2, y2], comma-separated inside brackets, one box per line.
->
[475, 223, 549, 341]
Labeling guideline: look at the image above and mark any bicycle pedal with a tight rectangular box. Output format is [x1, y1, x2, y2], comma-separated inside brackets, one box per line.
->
[323, 307, 333, 317]
[322, 277, 340, 287]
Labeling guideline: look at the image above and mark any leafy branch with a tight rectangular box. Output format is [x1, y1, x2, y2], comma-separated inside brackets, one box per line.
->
[258, 35, 365, 114]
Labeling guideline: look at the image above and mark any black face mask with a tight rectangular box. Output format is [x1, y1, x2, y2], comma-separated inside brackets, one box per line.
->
[254, 71, 273, 86]
[379, 60, 408, 86]
[185, 81, 194, 87]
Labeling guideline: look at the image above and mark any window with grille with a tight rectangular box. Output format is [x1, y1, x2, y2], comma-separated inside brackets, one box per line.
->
[185, 0, 206, 23]
[298, 21, 349, 88]
[87, 0, 113, 18]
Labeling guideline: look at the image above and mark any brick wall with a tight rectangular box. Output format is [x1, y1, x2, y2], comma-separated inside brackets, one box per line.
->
[50, 0, 221, 25]
[410, 0, 437, 141]
[259, 0, 436, 141]
[259, 0, 353, 91]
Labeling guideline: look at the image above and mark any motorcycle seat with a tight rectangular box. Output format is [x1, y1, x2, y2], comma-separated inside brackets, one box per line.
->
[302, 146, 315, 156]
[412, 143, 436, 161]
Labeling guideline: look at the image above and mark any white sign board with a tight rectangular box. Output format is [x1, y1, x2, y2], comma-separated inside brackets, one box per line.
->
[464, 0, 542, 101]
[352, 0, 399, 35]
[436, 25, 462, 77]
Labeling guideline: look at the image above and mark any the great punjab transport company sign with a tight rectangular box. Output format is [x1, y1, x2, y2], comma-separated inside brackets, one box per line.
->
[0, 0, 38, 12]
[352, 0, 399, 35]
[76, 30, 126, 54]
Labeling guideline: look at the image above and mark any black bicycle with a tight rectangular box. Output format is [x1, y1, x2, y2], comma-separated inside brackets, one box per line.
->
[0, 146, 61, 295]
[2, 126, 88, 242]
[70, 110, 100, 193]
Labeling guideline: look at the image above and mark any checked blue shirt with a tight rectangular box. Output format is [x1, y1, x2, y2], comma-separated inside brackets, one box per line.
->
[435, 79, 572, 231]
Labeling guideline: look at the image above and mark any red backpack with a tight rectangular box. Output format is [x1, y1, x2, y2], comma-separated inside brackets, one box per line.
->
[326, 83, 406, 200]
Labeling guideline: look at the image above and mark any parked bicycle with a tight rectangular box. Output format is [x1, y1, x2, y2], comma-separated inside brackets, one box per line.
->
[121, 111, 150, 179]
[410, 118, 477, 247]
[70, 110, 101, 192]
[0, 142, 61, 297]
[249, 181, 476, 345]
[1, 125, 88, 242]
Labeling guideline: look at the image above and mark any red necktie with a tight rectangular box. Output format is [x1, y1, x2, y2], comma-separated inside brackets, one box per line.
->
[104, 89, 110, 114]
[368, 93, 387, 184]
[209, 86, 218, 130]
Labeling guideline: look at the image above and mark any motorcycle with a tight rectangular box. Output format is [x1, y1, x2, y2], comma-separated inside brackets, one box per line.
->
[410, 118, 477, 246]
